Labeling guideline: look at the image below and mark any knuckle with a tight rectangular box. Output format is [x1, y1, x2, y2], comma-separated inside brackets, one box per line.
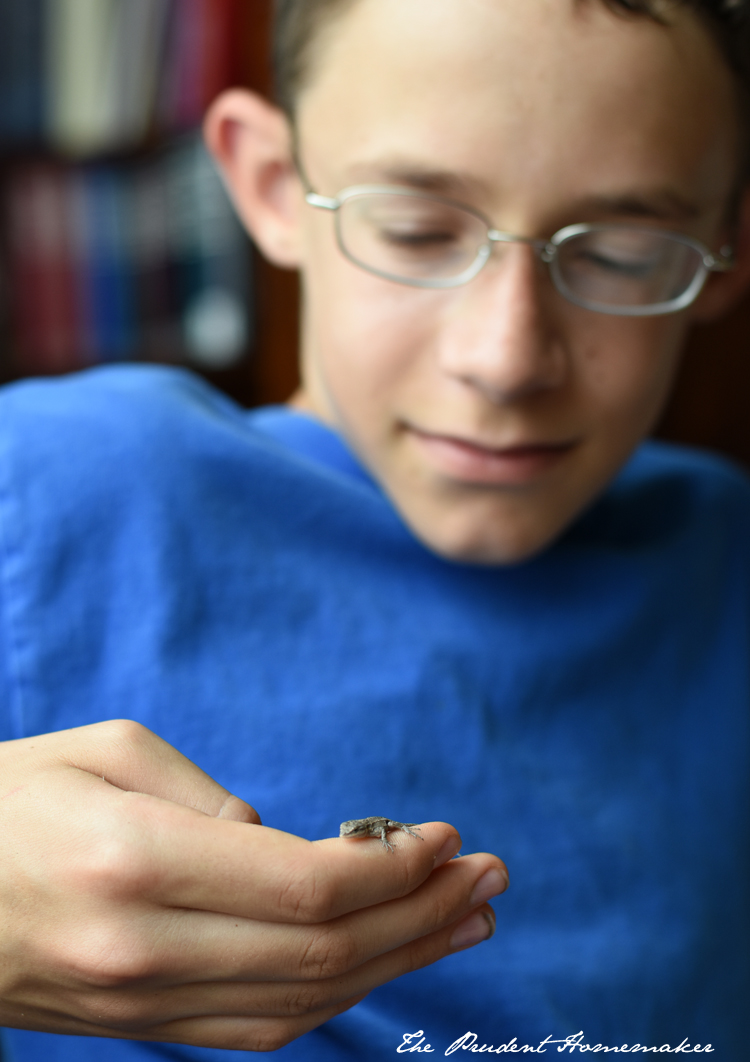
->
[427, 882, 464, 930]
[297, 925, 359, 979]
[404, 932, 444, 973]
[279, 982, 333, 1017]
[409, 860, 475, 933]
[274, 862, 337, 923]
[68, 926, 159, 991]
[393, 862, 427, 899]
[72, 832, 156, 900]
[95, 718, 156, 756]
[76, 990, 156, 1032]
[251, 1022, 301, 1053]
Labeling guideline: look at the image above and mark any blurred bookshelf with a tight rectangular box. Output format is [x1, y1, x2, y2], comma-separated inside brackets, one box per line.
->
[0, 0, 300, 409]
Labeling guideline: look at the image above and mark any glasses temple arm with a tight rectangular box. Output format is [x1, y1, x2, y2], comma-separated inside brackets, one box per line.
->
[288, 132, 339, 210]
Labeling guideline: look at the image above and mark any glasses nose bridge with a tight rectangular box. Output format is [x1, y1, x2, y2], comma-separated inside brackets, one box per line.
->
[483, 228, 556, 285]
[487, 227, 554, 260]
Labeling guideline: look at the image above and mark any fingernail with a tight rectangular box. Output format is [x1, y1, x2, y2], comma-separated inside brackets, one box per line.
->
[434, 836, 462, 867]
[450, 909, 496, 950]
[470, 868, 508, 906]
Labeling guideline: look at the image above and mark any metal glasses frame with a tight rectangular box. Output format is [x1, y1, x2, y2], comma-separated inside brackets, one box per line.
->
[305, 184, 735, 316]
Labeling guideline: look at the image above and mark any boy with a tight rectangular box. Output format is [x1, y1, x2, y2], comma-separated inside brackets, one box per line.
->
[1, 0, 749, 1058]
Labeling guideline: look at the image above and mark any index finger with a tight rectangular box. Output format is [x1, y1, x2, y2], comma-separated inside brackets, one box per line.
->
[91, 787, 462, 922]
[194, 820, 463, 922]
[43, 719, 261, 823]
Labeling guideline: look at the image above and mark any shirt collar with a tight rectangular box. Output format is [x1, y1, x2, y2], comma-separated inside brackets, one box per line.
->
[249, 405, 377, 489]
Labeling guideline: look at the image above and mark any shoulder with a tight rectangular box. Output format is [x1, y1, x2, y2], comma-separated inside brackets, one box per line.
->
[0, 365, 284, 504]
[622, 438, 750, 518]
[0, 365, 394, 552]
[0, 364, 246, 451]
[0, 366, 295, 581]
[629, 438, 750, 493]
[573, 439, 750, 558]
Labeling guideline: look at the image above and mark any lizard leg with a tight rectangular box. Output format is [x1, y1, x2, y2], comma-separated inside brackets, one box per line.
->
[378, 826, 395, 851]
[393, 823, 423, 841]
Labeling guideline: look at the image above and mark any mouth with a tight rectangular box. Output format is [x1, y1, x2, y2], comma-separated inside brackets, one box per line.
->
[405, 425, 579, 485]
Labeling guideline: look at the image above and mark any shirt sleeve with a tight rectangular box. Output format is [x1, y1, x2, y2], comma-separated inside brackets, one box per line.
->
[0, 402, 24, 743]
[0, 579, 17, 742]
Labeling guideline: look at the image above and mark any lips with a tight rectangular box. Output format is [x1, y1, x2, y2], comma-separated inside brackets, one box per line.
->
[406, 425, 577, 485]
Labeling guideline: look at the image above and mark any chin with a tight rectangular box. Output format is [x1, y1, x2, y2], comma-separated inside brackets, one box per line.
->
[404, 506, 565, 568]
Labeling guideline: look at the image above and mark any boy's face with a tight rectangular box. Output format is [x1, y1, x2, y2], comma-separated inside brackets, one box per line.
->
[290, 0, 739, 563]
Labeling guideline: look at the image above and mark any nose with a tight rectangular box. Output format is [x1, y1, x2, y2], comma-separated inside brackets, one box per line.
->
[437, 243, 568, 403]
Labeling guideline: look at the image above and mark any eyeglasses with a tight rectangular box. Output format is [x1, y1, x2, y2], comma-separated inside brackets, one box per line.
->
[304, 185, 734, 316]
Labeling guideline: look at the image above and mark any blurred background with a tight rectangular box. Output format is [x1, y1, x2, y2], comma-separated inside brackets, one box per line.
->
[0, 0, 299, 408]
[0, 0, 748, 467]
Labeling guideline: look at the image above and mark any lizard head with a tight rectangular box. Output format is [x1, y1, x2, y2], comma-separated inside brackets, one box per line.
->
[339, 818, 379, 838]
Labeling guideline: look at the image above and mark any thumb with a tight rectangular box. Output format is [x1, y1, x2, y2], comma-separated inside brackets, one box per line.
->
[8, 719, 261, 824]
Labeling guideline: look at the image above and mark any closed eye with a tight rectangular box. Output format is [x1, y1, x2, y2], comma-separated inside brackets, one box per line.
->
[378, 228, 460, 248]
[575, 249, 660, 278]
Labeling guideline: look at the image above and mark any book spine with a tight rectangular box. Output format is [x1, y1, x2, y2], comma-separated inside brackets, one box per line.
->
[108, 0, 172, 150]
[131, 159, 181, 362]
[159, 0, 203, 132]
[74, 167, 136, 361]
[0, 0, 46, 145]
[5, 165, 82, 373]
[45, 0, 120, 156]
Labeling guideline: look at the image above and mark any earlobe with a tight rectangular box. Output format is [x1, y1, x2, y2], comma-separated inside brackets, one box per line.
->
[203, 89, 304, 269]
[689, 184, 750, 323]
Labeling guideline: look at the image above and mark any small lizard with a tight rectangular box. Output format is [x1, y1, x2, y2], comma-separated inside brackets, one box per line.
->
[339, 816, 424, 852]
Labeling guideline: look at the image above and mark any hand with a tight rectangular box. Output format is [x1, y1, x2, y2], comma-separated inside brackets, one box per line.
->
[0, 720, 508, 1052]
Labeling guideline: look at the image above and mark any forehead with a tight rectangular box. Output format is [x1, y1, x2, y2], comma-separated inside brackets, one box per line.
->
[296, 0, 739, 224]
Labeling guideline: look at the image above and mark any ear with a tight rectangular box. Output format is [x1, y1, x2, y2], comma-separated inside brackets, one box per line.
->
[688, 185, 750, 323]
[203, 89, 304, 269]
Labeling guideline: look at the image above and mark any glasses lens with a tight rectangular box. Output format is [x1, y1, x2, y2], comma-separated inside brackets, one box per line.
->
[553, 228, 705, 311]
[336, 193, 488, 284]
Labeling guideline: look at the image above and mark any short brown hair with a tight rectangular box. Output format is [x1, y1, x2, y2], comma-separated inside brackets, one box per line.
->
[273, 0, 750, 126]
[273, 0, 357, 117]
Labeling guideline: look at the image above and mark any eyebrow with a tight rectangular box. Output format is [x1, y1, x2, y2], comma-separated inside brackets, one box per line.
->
[343, 161, 493, 200]
[341, 160, 705, 224]
[573, 191, 703, 223]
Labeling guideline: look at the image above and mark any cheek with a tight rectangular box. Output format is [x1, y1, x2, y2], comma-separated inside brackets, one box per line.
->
[307, 256, 443, 403]
[575, 313, 688, 436]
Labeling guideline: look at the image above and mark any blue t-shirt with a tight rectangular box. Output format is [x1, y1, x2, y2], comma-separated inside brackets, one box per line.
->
[0, 366, 747, 1061]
